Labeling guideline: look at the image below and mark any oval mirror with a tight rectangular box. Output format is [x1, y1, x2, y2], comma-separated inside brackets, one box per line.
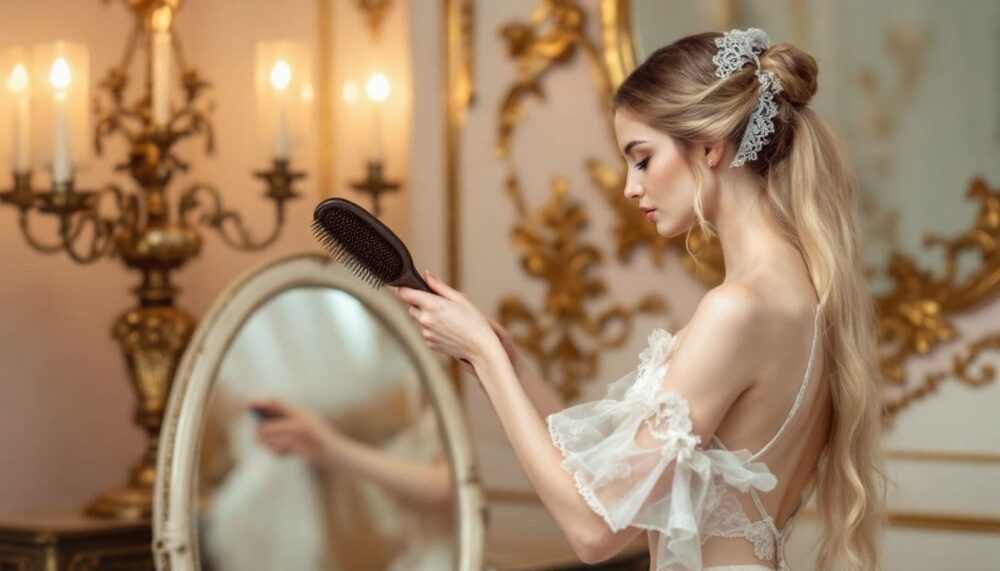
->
[153, 253, 486, 571]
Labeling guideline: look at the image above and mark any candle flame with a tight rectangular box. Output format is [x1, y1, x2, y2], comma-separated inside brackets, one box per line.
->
[49, 58, 72, 91]
[151, 6, 173, 32]
[365, 72, 389, 103]
[7, 63, 28, 93]
[270, 60, 291, 91]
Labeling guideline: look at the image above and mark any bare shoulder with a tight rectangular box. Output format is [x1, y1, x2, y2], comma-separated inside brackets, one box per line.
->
[679, 284, 772, 380]
[656, 284, 771, 440]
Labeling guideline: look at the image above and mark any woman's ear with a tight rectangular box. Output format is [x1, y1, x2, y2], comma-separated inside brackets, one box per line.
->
[701, 140, 726, 168]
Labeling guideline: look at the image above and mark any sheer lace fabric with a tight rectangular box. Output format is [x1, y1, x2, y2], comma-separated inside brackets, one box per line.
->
[546, 306, 823, 571]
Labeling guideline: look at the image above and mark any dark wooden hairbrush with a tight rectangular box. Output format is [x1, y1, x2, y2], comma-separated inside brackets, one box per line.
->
[312, 197, 431, 292]
[312, 197, 474, 368]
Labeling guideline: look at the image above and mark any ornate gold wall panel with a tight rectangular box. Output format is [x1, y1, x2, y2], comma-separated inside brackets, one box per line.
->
[497, 175, 666, 400]
[877, 177, 1000, 417]
[494, 0, 670, 399]
[496, 0, 613, 159]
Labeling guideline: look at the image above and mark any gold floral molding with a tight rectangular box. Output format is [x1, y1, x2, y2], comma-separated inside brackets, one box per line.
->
[496, 0, 614, 159]
[879, 177, 1000, 418]
[357, 0, 393, 37]
[500, 0, 698, 280]
[493, 0, 672, 399]
[497, 174, 666, 400]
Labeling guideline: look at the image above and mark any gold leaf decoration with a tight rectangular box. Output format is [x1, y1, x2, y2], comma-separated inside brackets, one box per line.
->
[496, 0, 613, 159]
[497, 174, 667, 400]
[884, 331, 1000, 420]
[879, 177, 1000, 417]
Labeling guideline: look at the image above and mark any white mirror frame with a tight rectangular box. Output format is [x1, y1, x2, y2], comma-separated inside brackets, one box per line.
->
[152, 252, 487, 571]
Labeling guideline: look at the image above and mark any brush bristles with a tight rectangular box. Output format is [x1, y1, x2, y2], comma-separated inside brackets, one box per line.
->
[311, 215, 400, 289]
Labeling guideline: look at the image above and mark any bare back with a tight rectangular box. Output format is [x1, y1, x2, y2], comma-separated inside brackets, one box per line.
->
[654, 293, 831, 570]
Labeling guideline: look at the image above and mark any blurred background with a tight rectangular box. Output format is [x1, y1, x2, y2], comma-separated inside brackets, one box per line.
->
[0, 1, 997, 570]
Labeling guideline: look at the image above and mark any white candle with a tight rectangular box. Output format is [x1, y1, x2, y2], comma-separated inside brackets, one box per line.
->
[365, 72, 389, 162]
[269, 59, 291, 160]
[371, 105, 382, 162]
[151, 7, 172, 128]
[6, 63, 30, 173]
[49, 57, 72, 185]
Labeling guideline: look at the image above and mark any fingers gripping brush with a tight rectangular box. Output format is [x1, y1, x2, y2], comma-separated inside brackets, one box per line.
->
[311, 197, 472, 366]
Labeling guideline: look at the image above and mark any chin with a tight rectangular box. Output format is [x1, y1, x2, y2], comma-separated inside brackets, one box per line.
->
[652, 217, 692, 239]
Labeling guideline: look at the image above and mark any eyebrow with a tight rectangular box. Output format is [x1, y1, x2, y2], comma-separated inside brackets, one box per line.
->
[622, 140, 646, 156]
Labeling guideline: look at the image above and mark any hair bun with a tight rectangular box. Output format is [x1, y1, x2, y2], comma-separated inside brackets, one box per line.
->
[760, 43, 818, 106]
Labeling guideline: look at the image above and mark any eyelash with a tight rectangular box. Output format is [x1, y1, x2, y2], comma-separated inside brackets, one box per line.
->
[635, 157, 651, 171]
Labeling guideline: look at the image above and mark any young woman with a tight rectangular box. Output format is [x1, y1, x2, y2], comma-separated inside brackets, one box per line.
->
[395, 29, 887, 571]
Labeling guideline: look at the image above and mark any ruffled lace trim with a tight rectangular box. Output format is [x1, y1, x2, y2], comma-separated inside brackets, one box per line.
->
[546, 327, 780, 571]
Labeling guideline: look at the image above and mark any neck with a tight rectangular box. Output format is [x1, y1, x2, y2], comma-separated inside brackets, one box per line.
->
[711, 169, 806, 288]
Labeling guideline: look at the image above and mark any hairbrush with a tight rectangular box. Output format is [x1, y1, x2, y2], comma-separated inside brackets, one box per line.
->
[311, 197, 473, 367]
[249, 405, 281, 423]
[312, 197, 431, 292]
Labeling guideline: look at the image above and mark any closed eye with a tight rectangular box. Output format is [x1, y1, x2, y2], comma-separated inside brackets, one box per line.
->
[635, 156, 651, 172]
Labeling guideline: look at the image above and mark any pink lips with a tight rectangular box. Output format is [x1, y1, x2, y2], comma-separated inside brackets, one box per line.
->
[644, 209, 656, 221]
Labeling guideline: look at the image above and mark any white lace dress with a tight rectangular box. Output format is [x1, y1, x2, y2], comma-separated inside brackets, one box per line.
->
[546, 302, 824, 571]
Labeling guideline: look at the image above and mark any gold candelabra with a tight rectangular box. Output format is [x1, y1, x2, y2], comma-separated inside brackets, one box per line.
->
[351, 159, 399, 217]
[0, 0, 304, 520]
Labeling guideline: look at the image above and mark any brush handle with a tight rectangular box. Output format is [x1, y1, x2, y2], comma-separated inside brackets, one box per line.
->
[394, 265, 432, 293]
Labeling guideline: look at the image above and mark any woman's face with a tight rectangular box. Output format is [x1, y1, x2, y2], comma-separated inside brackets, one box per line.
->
[613, 108, 701, 237]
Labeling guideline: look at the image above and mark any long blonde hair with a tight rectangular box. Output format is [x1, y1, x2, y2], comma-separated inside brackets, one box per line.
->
[612, 32, 887, 570]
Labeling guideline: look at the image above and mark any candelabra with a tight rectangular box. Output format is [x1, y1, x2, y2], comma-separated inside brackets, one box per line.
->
[0, 0, 308, 520]
[351, 159, 399, 216]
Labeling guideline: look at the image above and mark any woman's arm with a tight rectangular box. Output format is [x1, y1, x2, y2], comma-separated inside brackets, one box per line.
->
[510, 354, 565, 418]
[252, 399, 453, 509]
[323, 432, 453, 508]
[470, 341, 645, 563]
[483, 317, 566, 418]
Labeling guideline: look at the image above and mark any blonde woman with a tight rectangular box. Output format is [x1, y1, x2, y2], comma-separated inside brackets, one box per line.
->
[396, 29, 886, 571]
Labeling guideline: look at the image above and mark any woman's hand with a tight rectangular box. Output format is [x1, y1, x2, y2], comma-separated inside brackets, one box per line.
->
[394, 270, 499, 370]
[249, 398, 342, 468]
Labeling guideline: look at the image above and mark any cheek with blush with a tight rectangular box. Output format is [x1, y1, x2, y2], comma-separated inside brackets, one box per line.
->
[644, 151, 694, 212]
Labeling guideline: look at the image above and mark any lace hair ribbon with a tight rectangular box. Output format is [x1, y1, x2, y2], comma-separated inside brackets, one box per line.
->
[711, 28, 783, 168]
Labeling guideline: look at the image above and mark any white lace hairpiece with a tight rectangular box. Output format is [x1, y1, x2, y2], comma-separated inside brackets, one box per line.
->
[712, 28, 783, 168]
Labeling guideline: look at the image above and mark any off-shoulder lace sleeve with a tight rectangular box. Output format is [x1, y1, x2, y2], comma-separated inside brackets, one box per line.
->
[545, 328, 778, 571]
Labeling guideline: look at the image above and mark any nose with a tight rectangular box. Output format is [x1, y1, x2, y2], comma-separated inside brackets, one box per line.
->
[623, 177, 643, 200]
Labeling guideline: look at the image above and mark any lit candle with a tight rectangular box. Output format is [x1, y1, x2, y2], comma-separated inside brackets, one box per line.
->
[269, 59, 291, 160]
[49, 57, 72, 185]
[151, 6, 172, 128]
[365, 72, 389, 162]
[6, 62, 30, 173]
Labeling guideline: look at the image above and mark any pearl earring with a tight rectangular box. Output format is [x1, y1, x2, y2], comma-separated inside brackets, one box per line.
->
[707, 159, 714, 167]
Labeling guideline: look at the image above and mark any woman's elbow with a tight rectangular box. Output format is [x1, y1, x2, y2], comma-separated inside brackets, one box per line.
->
[569, 526, 614, 565]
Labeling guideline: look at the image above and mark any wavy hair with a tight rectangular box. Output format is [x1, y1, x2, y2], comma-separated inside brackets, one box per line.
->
[611, 32, 888, 570]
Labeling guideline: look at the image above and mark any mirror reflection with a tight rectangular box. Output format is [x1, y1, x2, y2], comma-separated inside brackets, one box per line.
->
[195, 287, 455, 571]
